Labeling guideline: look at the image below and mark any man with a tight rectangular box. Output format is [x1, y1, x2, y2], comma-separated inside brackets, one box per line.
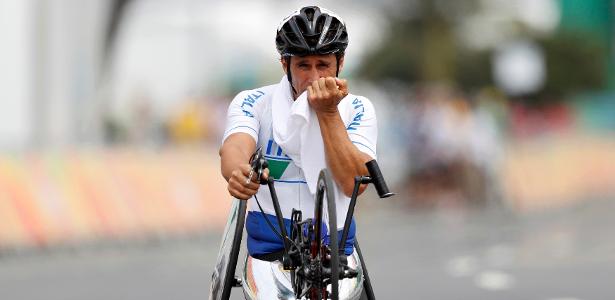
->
[220, 5, 377, 270]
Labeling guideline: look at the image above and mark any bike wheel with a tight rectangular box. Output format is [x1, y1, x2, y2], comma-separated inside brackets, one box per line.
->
[209, 199, 246, 300]
[313, 169, 339, 300]
[354, 238, 375, 300]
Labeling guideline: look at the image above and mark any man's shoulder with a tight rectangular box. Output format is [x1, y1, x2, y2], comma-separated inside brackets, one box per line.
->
[340, 93, 375, 111]
[233, 83, 278, 102]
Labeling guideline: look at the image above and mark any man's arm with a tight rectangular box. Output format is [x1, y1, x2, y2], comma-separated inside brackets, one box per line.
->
[220, 133, 267, 200]
[317, 112, 372, 197]
[308, 77, 372, 197]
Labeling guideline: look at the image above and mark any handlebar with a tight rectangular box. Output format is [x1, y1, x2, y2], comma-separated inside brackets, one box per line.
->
[249, 146, 268, 185]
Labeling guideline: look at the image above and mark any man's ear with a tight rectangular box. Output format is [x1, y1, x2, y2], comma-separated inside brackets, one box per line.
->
[337, 56, 345, 74]
[281, 57, 288, 74]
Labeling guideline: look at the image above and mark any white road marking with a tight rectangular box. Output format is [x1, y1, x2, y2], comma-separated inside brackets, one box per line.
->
[474, 270, 515, 290]
[445, 256, 478, 277]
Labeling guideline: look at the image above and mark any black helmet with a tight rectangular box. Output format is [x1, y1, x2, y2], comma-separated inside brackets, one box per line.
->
[276, 6, 349, 57]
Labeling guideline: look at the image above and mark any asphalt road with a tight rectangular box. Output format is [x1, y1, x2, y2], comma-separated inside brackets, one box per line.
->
[1, 196, 614, 300]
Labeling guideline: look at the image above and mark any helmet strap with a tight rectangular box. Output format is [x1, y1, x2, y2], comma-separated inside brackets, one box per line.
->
[286, 57, 298, 98]
[336, 55, 340, 77]
[335, 52, 344, 77]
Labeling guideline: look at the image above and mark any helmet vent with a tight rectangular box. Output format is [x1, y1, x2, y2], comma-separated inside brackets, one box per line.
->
[297, 18, 309, 35]
[304, 7, 315, 21]
[339, 30, 347, 42]
[315, 16, 326, 34]
[323, 21, 339, 43]
[281, 23, 299, 44]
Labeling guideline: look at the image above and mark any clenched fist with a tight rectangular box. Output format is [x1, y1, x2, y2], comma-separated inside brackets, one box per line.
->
[227, 164, 269, 200]
[307, 77, 348, 114]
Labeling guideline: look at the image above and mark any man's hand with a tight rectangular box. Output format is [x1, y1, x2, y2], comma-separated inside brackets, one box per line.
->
[307, 77, 348, 114]
[227, 164, 269, 200]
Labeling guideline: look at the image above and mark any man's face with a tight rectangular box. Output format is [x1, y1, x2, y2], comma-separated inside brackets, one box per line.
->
[282, 54, 344, 96]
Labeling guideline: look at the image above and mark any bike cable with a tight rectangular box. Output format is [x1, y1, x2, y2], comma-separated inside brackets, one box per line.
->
[253, 194, 299, 249]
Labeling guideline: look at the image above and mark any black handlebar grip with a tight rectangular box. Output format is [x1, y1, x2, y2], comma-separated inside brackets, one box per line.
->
[250, 147, 269, 185]
[365, 160, 394, 198]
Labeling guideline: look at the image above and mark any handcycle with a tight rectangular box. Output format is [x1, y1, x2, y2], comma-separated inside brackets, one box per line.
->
[209, 147, 394, 300]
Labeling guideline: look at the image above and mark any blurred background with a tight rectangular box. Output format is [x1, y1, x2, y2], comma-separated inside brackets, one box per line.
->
[0, 0, 614, 299]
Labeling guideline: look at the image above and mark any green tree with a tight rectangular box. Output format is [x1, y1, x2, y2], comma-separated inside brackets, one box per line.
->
[358, 0, 486, 88]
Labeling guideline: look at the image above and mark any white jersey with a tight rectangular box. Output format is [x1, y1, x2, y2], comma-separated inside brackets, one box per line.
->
[222, 77, 377, 229]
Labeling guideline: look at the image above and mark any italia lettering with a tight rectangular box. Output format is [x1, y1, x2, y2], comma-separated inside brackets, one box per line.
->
[240, 90, 265, 118]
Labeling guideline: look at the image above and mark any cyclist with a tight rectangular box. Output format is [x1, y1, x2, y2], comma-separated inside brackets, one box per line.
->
[220, 5, 377, 274]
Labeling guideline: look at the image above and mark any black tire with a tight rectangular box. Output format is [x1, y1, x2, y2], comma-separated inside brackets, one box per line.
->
[359, 289, 369, 300]
[354, 238, 375, 300]
[221, 199, 246, 299]
[314, 169, 339, 300]
[209, 199, 246, 300]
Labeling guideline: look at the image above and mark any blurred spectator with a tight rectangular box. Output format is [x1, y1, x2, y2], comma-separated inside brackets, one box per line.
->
[168, 100, 206, 145]
[402, 84, 502, 209]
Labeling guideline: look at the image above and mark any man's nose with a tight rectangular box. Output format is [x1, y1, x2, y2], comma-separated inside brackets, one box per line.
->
[307, 68, 320, 82]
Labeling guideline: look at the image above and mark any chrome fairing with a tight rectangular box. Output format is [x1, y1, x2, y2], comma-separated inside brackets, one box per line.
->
[242, 251, 364, 300]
